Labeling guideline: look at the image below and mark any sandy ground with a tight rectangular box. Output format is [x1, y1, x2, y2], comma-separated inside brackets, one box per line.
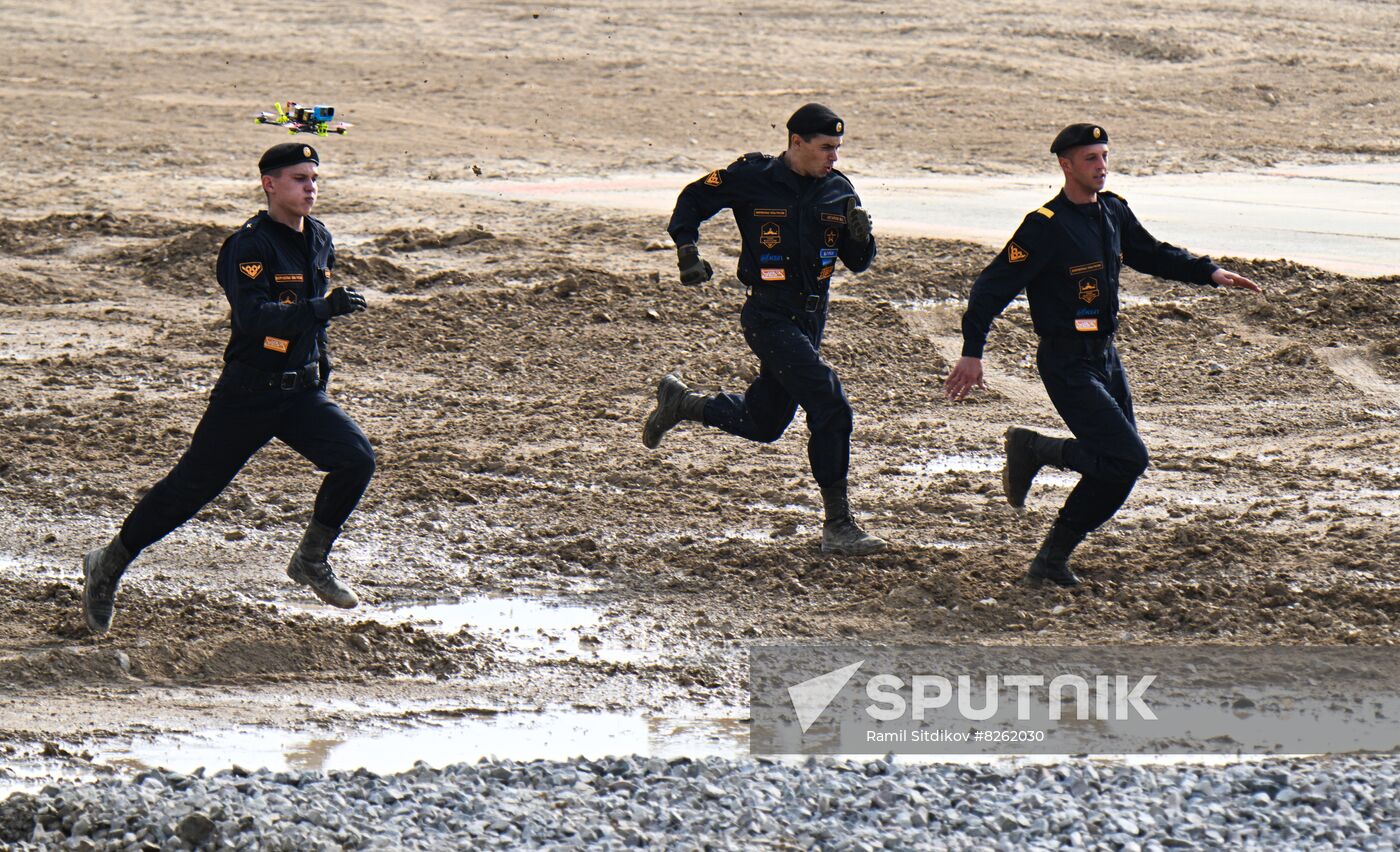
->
[1, 0, 1398, 773]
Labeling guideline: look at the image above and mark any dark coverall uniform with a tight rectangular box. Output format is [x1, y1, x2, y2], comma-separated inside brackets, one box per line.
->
[667, 153, 876, 488]
[961, 190, 1219, 535]
[118, 212, 375, 555]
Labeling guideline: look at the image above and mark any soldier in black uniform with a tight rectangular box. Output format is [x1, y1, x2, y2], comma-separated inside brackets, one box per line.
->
[642, 103, 886, 555]
[80, 143, 376, 634]
[944, 124, 1261, 586]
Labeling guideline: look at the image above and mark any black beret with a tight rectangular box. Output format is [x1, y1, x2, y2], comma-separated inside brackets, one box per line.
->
[1050, 123, 1108, 154]
[259, 142, 319, 175]
[786, 103, 844, 137]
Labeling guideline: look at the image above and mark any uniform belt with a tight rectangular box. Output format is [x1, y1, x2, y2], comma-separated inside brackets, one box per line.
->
[746, 285, 827, 313]
[221, 359, 321, 391]
[1039, 334, 1115, 354]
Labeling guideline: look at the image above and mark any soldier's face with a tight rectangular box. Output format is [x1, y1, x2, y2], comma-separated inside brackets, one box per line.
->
[1059, 144, 1109, 194]
[263, 163, 319, 218]
[787, 133, 842, 177]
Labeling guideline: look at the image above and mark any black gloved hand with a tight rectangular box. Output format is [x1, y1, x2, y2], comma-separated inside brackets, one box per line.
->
[318, 352, 332, 391]
[845, 197, 872, 244]
[676, 244, 713, 286]
[327, 287, 367, 317]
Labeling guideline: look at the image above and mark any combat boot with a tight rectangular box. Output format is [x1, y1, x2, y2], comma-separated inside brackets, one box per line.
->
[819, 481, 887, 556]
[287, 519, 359, 608]
[1003, 427, 1068, 509]
[642, 373, 712, 449]
[82, 534, 133, 635]
[1026, 523, 1086, 587]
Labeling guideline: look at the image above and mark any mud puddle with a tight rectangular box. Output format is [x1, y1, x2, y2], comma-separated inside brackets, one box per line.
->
[896, 452, 1077, 488]
[98, 709, 749, 776]
[281, 595, 664, 665]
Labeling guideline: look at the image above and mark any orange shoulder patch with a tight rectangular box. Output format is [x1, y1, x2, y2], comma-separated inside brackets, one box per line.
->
[1007, 242, 1028, 263]
[239, 262, 264, 279]
[704, 170, 723, 187]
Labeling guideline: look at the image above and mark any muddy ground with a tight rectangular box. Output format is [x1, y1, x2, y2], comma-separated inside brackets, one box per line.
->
[0, 0, 1397, 776]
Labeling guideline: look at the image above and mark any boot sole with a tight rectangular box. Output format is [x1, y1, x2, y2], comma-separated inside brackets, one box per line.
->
[288, 561, 359, 609]
[821, 538, 888, 556]
[1002, 427, 1034, 509]
[1026, 569, 1080, 588]
[81, 549, 110, 635]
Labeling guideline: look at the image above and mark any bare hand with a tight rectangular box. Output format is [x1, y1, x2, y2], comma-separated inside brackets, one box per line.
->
[1212, 268, 1262, 293]
[944, 356, 985, 402]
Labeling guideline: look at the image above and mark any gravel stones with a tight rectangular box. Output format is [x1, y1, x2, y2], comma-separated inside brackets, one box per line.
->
[1, 756, 1397, 849]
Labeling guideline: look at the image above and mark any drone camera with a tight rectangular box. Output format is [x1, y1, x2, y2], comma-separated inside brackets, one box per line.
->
[310, 105, 335, 123]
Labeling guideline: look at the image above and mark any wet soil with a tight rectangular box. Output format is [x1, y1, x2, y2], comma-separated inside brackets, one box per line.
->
[0, 0, 1396, 776]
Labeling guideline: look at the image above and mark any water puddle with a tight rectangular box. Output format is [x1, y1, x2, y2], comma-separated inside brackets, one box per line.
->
[282, 595, 657, 665]
[897, 452, 1079, 488]
[899, 453, 1003, 476]
[87, 710, 750, 777]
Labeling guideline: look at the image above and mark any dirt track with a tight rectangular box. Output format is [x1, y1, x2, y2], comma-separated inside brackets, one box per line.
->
[0, 0, 1397, 772]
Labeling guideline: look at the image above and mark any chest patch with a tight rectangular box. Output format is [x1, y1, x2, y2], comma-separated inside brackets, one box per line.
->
[760, 223, 782, 249]
[239, 262, 263, 279]
[823, 227, 839, 248]
[263, 336, 290, 353]
[278, 290, 299, 305]
[1069, 261, 1104, 275]
[274, 273, 304, 284]
[1007, 242, 1028, 263]
[753, 208, 788, 218]
[1078, 277, 1101, 304]
[820, 212, 846, 224]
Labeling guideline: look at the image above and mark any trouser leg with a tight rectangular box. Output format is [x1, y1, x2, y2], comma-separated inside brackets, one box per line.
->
[706, 303, 852, 487]
[118, 389, 273, 555]
[1037, 344, 1148, 535]
[274, 390, 376, 530]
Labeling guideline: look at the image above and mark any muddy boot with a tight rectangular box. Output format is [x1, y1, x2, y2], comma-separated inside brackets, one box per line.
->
[82, 534, 133, 635]
[819, 481, 887, 556]
[287, 519, 359, 609]
[1003, 427, 1068, 509]
[642, 373, 712, 449]
[1026, 523, 1086, 588]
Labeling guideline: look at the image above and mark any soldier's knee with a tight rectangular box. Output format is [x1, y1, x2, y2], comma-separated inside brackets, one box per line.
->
[754, 423, 788, 444]
[811, 398, 853, 436]
[1113, 443, 1149, 481]
[346, 443, 376, 481]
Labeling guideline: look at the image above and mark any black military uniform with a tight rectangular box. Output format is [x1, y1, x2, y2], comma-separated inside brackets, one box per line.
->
[81, 143, 374, 634]
[643, 104, 886, 555]
[961, 124, 1221, 585]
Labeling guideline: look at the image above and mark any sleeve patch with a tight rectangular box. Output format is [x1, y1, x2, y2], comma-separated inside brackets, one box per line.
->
[239, 262, 264, 279]
[1007, 242, 1029, 263]
[704, 170, 723, 187]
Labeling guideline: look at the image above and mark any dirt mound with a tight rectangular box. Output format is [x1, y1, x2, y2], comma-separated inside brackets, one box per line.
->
[0, 213, 181, 256]
[332, 251, 414, 289]
[1227, 259, 1400, 340]
[106, 223, 232, 296]
[371, 227, 495, 253]
[0, 580, 495, 688]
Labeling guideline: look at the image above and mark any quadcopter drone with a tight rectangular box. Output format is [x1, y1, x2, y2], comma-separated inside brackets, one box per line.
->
[255, 102, 352, 136]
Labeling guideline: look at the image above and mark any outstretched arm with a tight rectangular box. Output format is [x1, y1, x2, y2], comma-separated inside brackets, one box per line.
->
[945, 216, 1050, 401]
